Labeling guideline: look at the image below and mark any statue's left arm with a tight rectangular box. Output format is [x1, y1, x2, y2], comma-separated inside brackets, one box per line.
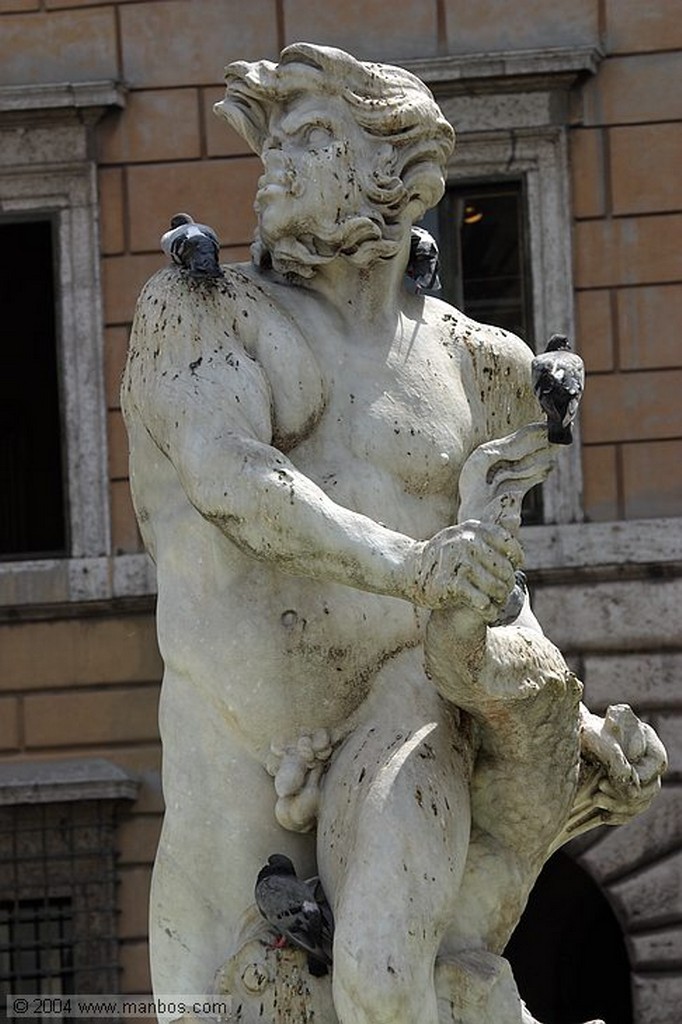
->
[455, 325, 554, 528]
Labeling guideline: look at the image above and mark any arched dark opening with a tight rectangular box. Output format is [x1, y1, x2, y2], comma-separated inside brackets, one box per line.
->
[505, 850, 633, 1024]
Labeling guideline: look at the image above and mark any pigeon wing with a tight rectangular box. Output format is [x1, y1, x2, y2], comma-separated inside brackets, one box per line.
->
[195, 222, 220, 247]
[256, 874, 332, 967]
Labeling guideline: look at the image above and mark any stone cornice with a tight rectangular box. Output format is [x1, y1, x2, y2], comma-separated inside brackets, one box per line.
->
[0, 758, 139, 805]
[403, 46, 604, 95]
[0, 80, 126, 126]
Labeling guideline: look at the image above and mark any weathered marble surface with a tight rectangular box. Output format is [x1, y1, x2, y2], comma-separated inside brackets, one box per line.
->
[122, 43, 666, 1024]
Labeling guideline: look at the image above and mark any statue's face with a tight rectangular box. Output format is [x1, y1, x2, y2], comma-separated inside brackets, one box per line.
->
[255, 94, 366, 251]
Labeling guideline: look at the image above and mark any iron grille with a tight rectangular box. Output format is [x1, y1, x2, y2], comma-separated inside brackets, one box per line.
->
[0, 801, 121, 1022]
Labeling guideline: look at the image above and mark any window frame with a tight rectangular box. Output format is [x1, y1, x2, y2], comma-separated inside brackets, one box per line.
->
[0, 759, 139, 1002]
[446, 130, 578, 524]
[0, 82, 129, 607]
[406, 48, 601, 525]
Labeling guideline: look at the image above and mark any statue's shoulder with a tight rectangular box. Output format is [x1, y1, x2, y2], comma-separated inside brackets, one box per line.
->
[133, 263, 288, 328]
[423, 296, 533, 374]
[130, 262, 313, 363]
[129, 262, 324, 450]
[420, 296, 538, 430]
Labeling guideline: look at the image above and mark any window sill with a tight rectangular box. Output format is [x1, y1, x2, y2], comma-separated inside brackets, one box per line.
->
[0, 518, 679, 612]
[0, 553, 156, 612]
[522, 516, 682, 583]
[0, 757, 139, 806]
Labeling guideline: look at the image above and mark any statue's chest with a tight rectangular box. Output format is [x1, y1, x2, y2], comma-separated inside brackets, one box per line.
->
[315, 342, 473, 495]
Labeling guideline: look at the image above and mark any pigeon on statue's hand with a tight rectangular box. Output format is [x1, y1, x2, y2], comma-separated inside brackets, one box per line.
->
[255, 854, 333, 977]
[531, 334, 585, 445]
[160, 213, 223, 279]
[490, 570, 543, 633]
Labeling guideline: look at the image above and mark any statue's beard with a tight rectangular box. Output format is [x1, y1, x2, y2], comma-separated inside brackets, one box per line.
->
[254, 204, 402, 280]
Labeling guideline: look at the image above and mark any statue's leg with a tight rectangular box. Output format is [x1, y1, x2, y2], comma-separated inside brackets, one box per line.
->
[150, 669, 315, 1017]
[439, 833, 531, 958]
[317, 653, 473, 1024]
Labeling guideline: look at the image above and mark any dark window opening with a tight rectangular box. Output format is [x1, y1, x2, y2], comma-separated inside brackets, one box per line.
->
[505, 851, 633, 1024]
[0, 218, 68, 559]
[437, 182, 532, 342]
[423, 180, 542, 523]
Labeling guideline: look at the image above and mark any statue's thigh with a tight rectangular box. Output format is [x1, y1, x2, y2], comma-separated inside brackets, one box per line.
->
[150, 672, 316, 999]
[318, 706, 472, 960]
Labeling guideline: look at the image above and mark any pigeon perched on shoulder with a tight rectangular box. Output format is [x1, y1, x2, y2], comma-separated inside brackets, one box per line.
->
[491, 570, 542, 633]
[160, 213, 223, 279]
[531, 334, 585, 445]
[406, 226, 441, 293]
[255, 854, 333, 977]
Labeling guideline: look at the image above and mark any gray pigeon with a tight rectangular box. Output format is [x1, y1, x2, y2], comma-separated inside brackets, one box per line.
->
[406, 226, 441, 293]
[531, 334, 585, 445]
[160, 213, 223, 279]
[491, 570, 542, 633]
[255, 854, 333, 977]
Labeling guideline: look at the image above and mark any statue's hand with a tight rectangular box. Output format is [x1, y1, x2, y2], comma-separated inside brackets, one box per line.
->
[414, 520, 523, 616]
[458, 423, 555, 529]
[577, 705, 668, 827]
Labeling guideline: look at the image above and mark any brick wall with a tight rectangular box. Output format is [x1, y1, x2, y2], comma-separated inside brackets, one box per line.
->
[570, 1, 682, 520]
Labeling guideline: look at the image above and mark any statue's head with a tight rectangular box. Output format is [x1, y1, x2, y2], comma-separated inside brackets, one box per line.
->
[214, 42, 455, 278]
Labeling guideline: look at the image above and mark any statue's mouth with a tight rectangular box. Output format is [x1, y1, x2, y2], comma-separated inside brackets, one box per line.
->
[257, 172, 304, 201]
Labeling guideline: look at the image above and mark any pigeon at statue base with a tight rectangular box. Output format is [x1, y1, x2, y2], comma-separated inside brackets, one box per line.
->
[254, 854, 333, 977]
[531, 334, 585, 445]
[160, 212, 223, 279]
[406, 225, 442, 293]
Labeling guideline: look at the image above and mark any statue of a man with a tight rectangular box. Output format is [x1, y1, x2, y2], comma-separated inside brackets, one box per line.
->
[122, 43, 664, 1024]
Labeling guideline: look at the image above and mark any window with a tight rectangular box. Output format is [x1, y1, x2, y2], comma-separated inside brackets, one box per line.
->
[0, 760, 138, 1009]
[0, 898, 74, 1000]
[438, 182, 531, 342]
[0, 802, 118, 1001]
[425, 180, 543, 522]
[406, 47, 601, 525]
[0, 218, 67, 559]
[0, 81, 132, 606]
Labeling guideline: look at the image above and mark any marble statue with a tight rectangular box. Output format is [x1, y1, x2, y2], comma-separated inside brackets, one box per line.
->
[121, 43, 667, 1024]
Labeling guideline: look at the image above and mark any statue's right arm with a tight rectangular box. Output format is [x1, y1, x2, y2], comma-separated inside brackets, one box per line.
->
[123, 276, 520, 612]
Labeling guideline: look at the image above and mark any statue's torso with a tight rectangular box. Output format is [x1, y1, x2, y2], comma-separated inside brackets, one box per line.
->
[125, 267, 502, 756]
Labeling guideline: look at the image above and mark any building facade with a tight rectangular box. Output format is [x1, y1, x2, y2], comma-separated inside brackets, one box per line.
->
[0, 1, 680, 1019]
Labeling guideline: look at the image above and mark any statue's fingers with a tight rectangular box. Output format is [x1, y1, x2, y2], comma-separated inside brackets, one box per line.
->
[461, 562, 515, 609]
[639, 726, 668, 776]
[486, 452, 554, 492]
[475, 522, 524, 567]
[633, 756, 665, 789]
[485, 422, 550, 461]
[453, 576, 496, 617]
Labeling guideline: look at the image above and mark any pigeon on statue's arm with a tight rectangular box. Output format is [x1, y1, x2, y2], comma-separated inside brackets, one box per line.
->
[160, 212, 223, 279]
[531, 334, 585, 445]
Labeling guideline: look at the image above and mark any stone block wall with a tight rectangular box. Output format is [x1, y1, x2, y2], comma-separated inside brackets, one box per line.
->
[570, 3, 682, 521]
[0, 610, 163, 992]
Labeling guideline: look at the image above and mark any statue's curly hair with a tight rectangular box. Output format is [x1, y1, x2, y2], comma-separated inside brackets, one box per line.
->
[215, 42, 454, 245]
